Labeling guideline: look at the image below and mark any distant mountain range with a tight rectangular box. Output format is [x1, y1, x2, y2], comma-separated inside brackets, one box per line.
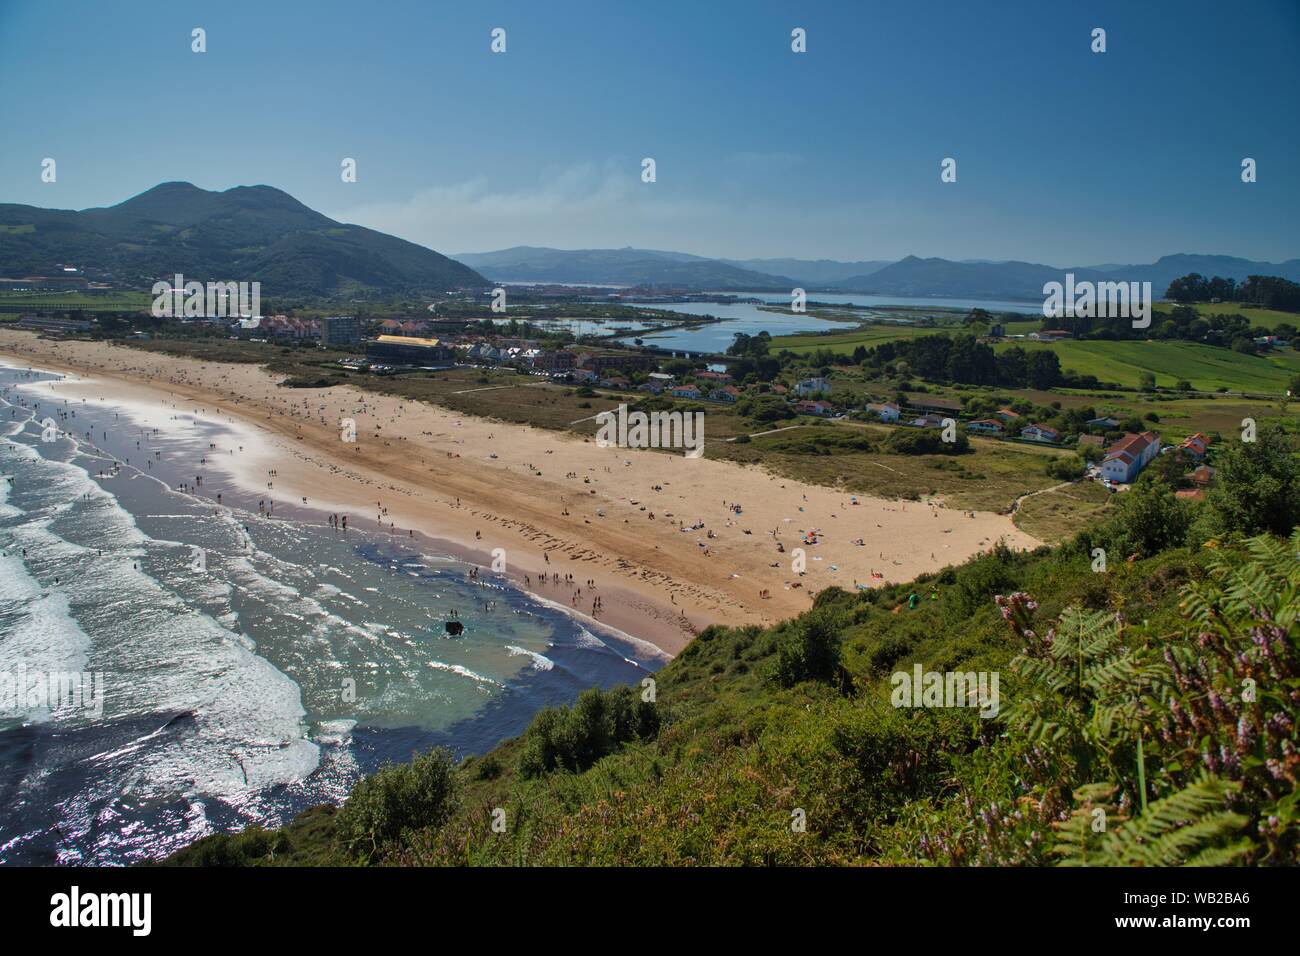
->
[3, 184, 1297, 303]
[716, 257, 893, 285]
[456, 247, 1300, 300]
[0, 182, 487, 298]
[451, 246, 795, 290]
[845, 254, 1300, 300]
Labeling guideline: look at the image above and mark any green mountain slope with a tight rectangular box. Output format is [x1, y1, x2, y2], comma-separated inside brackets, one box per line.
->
[0, 182, 488, 298]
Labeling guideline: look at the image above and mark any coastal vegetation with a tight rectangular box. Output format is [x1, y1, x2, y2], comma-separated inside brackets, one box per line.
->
[165, 428, 1300, 867]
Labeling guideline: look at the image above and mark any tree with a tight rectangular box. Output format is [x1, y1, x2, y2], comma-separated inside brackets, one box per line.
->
[996, 346, 1028, 387]
[1026, 350, 1061, 389]
[1098, 479, 1190, 558]
[1239, 275, 1300, 312]
[1165, 273, 1210, 303]
[1205, 425, 1300, 536]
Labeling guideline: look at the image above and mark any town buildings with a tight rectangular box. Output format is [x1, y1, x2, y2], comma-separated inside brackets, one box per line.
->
[320, 315, 360, 347]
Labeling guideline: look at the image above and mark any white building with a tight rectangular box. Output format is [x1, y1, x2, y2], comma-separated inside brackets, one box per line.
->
[795, 377, 832, 397]
[1099, 431, 1161, 484]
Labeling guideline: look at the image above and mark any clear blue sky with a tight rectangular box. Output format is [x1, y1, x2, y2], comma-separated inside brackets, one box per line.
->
[1, 0, 1296, 265]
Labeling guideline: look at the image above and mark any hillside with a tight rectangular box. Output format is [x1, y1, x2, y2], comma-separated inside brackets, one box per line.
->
[452, 246, 793, 289]
[165, 435, 1300, 866]
[0, 182, 488, 298]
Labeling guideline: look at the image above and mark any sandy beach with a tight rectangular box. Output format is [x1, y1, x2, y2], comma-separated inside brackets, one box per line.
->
[0, 330, 1041, 656]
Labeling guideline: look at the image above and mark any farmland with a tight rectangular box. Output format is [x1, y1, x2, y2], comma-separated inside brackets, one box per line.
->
[995, 339, 1300, 394]
[1172, 301, 1300, 329]
[769, 323, 938, 356]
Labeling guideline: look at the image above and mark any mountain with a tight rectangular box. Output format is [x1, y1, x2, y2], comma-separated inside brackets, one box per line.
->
[717, 257, 892, 286]
[831, 256, 1110, 299]
[1103, 254, 1300, 291]
[452, 246, 792, 289]
[831, 254, 1300, 299]
[0, 182, 488, 298]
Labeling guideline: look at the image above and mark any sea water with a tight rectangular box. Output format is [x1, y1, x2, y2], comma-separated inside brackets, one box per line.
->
[0, 365, 661, 865]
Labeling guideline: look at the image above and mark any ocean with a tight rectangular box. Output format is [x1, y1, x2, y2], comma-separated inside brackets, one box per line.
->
[0, 364, 661, 865]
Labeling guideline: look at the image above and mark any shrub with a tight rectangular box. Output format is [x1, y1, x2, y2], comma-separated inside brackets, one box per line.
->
[518, 686, 658, 777]
[1045, 455, 1086, 481]
[774, 609, 844, 687]
[338, 748, 458, 858]
[884, 428, 971, 456]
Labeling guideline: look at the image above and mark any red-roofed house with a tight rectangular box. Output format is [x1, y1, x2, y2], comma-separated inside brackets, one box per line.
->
[1021, 424, 1061, 443]
[795, 399, 837, 417]
[865, 401, 900, 423]
[1180, 432, 1212, 460]
[1100, 431, 1161, 484]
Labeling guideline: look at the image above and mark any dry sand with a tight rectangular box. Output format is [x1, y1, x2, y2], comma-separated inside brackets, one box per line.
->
[0, 330, 1041, 656]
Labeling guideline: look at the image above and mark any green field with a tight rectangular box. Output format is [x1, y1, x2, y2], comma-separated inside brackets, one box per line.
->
[770, 324, 933, 355]
[998, 338, 1300, 394]
[776, 318, 1300, 394]
[0, 290, 152, 312]
[1172, 301, 1300, 329]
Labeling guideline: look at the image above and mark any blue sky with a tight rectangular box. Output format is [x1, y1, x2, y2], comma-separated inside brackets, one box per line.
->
[1, 0, 1296, 265]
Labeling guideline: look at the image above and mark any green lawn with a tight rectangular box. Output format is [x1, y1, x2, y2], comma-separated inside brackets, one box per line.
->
[997, 338, 1300, 394]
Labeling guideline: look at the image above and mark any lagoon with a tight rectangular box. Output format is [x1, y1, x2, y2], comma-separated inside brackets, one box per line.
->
[618, 291, 1042, 353]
